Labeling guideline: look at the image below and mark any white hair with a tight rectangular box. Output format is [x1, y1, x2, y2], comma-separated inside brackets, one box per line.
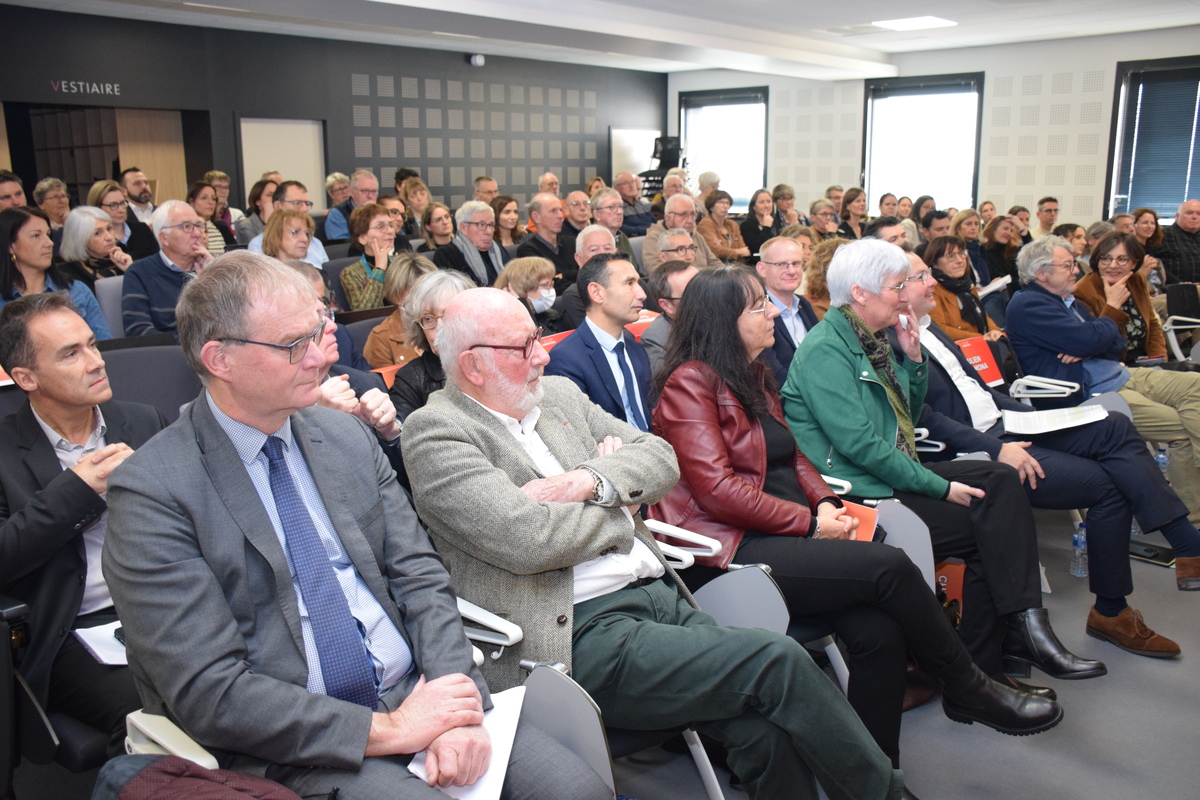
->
[151, 199, 191, 242]
[350, 169, 378, 188]
[1017, 236, 1072, 286]
[456, 200, 494, 225]
[58, 206, 113, 262]
[697, 171, 720, 189]
[664, 194, 694, 214]
[657, 228, 691, 252]
[575, 225, 615, 254]
[826, 238, 909, 306]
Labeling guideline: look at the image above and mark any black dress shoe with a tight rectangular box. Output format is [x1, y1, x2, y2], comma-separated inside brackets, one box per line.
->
[1003, 607, 1107, 680]
[942, 664, 1063, 735]
[990, 671, 1057, 701]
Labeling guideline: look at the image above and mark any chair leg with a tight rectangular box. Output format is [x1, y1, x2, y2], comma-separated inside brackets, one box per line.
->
[682, 728, 726, 800]
[819, 635, 851, 695]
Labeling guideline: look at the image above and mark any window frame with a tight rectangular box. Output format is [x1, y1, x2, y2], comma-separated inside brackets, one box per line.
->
[1105, 55, 1200, 221]
[679, 86, 769, 211]
[861, 72, 984, 211]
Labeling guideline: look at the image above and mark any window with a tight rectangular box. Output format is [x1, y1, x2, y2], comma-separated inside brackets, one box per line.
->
[680, 88, 768, 212]
[1107, 57, 1200, 221]
[863, 73, 983, 214]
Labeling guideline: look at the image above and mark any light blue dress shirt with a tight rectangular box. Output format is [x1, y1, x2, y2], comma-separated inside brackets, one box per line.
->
[248, 233, 329, 267]
[207, 394, 413, 698]
[584, 316, 648, 427]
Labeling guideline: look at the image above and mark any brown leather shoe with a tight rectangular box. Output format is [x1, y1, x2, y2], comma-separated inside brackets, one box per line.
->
[1176, 555, 1200, 591]
[1086, 607, 1181, 658]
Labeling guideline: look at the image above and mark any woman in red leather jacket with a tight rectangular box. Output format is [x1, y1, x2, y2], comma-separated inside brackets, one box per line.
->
[649, 266, 1059, 772]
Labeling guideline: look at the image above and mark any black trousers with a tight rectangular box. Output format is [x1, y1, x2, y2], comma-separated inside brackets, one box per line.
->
[890, 459, 1042, 675]
[991, 413, 1195, 600]
[714, 536, 973, 767]
[47, 610, 143, 758]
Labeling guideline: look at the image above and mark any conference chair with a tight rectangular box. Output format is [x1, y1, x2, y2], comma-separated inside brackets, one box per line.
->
[343, 317, 384, 356]
[628, 236, 645, 272]
[93, 276, 125, 337]
[101, 345, 202, 423]
[324, 242, 353, 261]
[323, 257, 358, 313]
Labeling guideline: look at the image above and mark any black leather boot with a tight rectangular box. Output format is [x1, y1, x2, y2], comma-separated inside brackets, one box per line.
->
[1003, 608, 1107, 680]
[942, 663, 1063, 735]
[990, 671, 1057, 701]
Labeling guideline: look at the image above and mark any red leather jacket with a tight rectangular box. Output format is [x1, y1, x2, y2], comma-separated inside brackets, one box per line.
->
[648, 360, 837, 569]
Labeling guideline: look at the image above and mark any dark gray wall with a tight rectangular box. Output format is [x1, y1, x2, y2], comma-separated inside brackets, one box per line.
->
[0, 4, 667, 205]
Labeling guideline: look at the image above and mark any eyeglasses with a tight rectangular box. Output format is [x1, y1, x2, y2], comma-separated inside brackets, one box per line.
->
[356, 189, 379, 197]
[287, 228, 311, 238]
[42, 193, 69, 203]
[387, 208, 405, 217]
[666, 211, 697, 220]
[368, 223, 396, 234]
[419, 313, 445, 330]
[465, 221, 496, 230]
[664, 244, 697, 256]
[905, 270, 932, 286]
[99, 200, 128, 212]
[744, 296, 772, 315]
[1050, 260, 1077, 272]
[536, 280, 554, 291]
[164, 221, 207, 234]
[760, 260, 805, 272]
[941, 251, 966, 261]
[1097, 255, 1131, 266]
[469, 327, 543, 359]
[279, 199, 314, 210]
[566, 201, 588, 209]
[812, 211, 835, 219]
[220, 320, 324, 364]
[594, 204, 623, 214]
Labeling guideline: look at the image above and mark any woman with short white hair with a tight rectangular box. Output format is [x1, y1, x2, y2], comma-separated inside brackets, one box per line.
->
[57, 206, 133, 292]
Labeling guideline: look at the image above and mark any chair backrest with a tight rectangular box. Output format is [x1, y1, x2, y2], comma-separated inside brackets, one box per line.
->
[344, 317, 383, 355]
[520, 666, 616, 794]
[311, 212, 328, 244]
[372, 363, 403, 389]
[102, 345, 203, 423]
[324, 257, 359, 312]
[539, 330, 573, 353]
[94, 275, 125, 336]
[0, 384, 25, 418]
[871, 499, 937, 591]
[692, 565, 790, 634]
[628, 236, 645, 271]
[324, 241, 353, 261]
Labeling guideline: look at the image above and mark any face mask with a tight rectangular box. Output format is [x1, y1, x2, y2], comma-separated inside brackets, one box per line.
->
[532, 288, 556, 313]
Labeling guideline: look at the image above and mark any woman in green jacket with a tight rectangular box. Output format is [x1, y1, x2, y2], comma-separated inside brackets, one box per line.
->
[780, 238, 1103, 690]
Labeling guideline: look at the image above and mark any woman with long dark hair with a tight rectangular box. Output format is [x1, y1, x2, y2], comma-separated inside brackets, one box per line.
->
[650, 265, 1059, 773]
[0, 207, 111, 338]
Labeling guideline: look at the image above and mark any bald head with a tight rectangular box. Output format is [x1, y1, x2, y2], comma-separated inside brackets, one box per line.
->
[1178, 200, 1200, 234]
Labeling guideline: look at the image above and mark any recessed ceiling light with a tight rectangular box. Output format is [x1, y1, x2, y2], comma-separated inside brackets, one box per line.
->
[871, 16, 957, 31]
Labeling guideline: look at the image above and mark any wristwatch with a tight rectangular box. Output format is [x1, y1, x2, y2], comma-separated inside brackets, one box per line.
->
[812, 517, 822, 539]
[582, 466, 604, 503]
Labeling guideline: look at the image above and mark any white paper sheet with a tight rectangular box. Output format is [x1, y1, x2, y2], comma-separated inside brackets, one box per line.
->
[977, 275, 1012, 299]
[1002, 404, 1108, 436]
[408, 685, 526, 799]
[74, 621, 128, 665]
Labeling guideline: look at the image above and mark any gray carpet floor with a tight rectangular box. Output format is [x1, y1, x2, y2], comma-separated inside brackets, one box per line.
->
[15, 509, 1199, 800]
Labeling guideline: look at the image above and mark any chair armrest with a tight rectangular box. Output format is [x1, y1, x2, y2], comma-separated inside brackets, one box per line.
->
[820, 475, 853, 495]
[913, 427, 946, 453]
[124, 709, 218, 770]
[643, 519, 722, 558]
[0, 594, 30, 622]
[653, 541, 695, 570]
[458, 597, 523, 661]
[1009, 375, 1080, 400]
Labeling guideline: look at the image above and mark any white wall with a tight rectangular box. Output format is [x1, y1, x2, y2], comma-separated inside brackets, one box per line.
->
[668, 26, 1200, 221]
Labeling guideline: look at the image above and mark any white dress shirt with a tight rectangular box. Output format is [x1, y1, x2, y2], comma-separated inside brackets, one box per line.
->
[918, 316, 1002, 432]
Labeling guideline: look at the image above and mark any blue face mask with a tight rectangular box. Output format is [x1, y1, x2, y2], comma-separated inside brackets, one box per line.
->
[531, 288, 556, 313]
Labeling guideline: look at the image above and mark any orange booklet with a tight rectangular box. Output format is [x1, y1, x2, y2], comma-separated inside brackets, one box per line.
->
[955, 336, 1004, 386]
[840, 501, 879, 542]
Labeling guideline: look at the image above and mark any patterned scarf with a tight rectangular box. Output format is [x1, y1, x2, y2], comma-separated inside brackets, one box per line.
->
[839, 305, 917, 460]
[452, 232, 506, 286]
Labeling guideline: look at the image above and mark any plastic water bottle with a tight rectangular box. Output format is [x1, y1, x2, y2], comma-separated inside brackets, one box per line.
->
[1070, 522, 1088, 578]
[1131, 518, 1142, 538]
[1156, 447, 1169, 476]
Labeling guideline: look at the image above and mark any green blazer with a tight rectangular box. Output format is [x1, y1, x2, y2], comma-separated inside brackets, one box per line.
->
[780, 308, 950, 500]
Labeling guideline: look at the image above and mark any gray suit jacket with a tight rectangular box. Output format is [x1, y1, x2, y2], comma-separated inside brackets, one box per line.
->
[402, 376, 683, 691]
[640, 314, 672, 377]
[103, 393, 483, 774]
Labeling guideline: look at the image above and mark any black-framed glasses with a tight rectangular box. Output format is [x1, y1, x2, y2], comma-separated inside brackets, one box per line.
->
[469, 327, 543, 359]
[464, 220, 496, 230]
[664, 245, 697, 256]
[280, 199, 315, 210]
[220, 320, 324, 364]
[100, 200, 128, 212]
[1097, 255, 1131, 266]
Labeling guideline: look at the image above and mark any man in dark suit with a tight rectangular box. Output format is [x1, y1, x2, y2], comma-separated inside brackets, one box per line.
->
[432, 201, 509, 286]
[545, 253, 652, 430]
[121, 200, 214, 336]
[102, 251, 607, 799]
[757, 236, 820, 384]
[895, 251, 1200, 659]
[0, 293, 167, 755]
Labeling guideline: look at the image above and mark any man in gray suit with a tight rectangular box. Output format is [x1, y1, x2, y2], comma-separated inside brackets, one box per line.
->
[402, 288, 905, 800]
[641, 259, 697, 374]
[103, 252, 607, 800]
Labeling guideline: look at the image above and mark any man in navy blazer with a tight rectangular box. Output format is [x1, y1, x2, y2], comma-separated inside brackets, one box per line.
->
[895, 252, 1200, 658]
[757, 237, 820, 384]
[545, 253, 652, 429]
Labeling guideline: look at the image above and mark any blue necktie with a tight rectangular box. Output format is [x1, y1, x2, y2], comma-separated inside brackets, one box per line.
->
[262, 436, 378, 708]
[613, 341, 649, 431]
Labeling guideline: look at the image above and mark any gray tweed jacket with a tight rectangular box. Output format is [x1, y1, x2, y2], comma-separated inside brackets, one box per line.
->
[402, 376, 685, 690]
